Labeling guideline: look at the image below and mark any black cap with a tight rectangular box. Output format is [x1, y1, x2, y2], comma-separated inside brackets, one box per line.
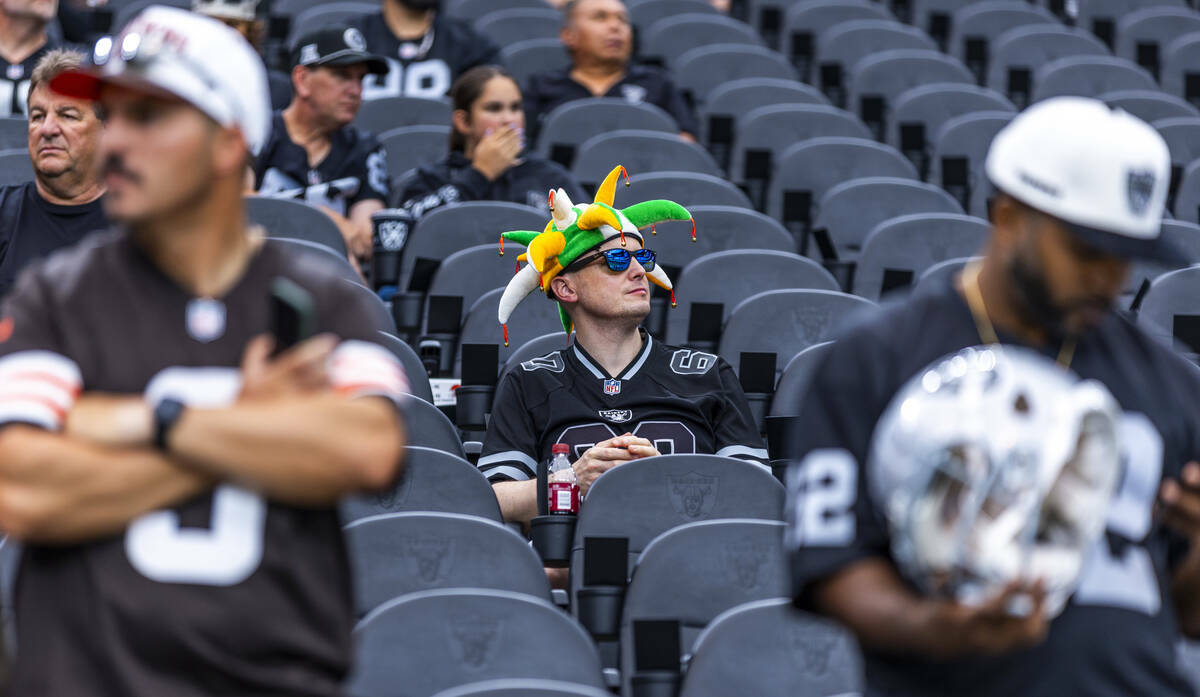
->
[291, 26, 388, 75]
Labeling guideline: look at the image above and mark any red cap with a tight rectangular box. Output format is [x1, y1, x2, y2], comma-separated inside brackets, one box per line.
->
[552, 443, 569, 455]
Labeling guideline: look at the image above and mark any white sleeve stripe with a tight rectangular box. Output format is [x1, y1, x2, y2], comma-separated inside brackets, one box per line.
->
[0, 380, 76, 409]
[0, 350, 82, 389]
[329, 340, 409, 398]
[0, 401, 60, 430]
[478, 450, 538, 469]
[716, 445, 770, 460]
[481, 464, 533, 482]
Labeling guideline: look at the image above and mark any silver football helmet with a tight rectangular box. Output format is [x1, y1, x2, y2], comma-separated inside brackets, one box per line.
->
[869, 345, 1121, 617]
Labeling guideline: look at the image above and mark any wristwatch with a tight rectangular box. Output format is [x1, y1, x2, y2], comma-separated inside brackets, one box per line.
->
[153, 397, 187, 451]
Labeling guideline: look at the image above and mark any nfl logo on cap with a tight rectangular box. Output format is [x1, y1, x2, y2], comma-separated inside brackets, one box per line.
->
[604, 379, 621, 396]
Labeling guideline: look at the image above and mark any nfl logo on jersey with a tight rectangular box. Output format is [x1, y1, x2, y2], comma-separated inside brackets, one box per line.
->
[603, 379, 621, 395]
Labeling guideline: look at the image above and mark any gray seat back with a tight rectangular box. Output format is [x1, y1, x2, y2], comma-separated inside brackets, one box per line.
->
[647, 205, 795, 287]
[402, 402, 468, 457]
[1031, 55, 1157, 102]
[1137, 265, 1200, 356]
[854, 213, 989, 300]
[643, 13, 764, 68]
[929, 111, 1015, 217]
[816, 20, 937, 109]
[769, 342, 833, 416]
[571, 130, 721, 192]
[915, 256, 978, 295]
[501, 38, 570, 84]
[1101, 90, 1200, 124]
[730, 104, 871, 187]
[422, 243, 526, 336]
[341, 446, 496, 523]
[674, 44, 799, 109]
[353, 96, 451, 134]
[376, 331, 435, 404]
[885, 83, 1014, 177]
[625, 171, 753, 210]
[0, 117, 26, 151]
[629, 0, 718, 31]
[432, 679, 613, 697]
[1115, 6, 1200, 80]
[848, 49, 973, 139]
[457, 287, 564, 376]
[536, 99, 678, 168]
[401, 202, 545, 293]
[815, 177, 964, 257]
[947, 1, 1059, 83]
[781, 0, 892, 81]
[1162, 31, 1200, 106]
[1173, 162, 1200, 224]
[700, 77, 828, 152]
[246, 195, 347, 256]
[987, 25, 1109, 108]
[474, 7, 562, 44]
[1127, 221, 1200, 296]
[379, 125, 451, 178]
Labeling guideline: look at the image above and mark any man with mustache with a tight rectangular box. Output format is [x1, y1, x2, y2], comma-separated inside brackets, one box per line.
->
[0, 48, 105, 298]
[784, 97, 1200, 697]
[253, 26, 390, 264]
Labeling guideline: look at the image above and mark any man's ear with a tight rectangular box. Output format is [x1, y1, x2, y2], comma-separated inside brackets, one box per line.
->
[560, 25, 578, 53]
[290, 65, 308, 97]
[550, 274, 578, 304]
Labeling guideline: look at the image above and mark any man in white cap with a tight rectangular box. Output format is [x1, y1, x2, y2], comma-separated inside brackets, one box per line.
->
[0, 7, 407, 695]
[783, 96, 1200, 696]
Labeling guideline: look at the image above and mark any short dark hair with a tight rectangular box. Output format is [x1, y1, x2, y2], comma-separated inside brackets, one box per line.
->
[448, 65, 519, 152]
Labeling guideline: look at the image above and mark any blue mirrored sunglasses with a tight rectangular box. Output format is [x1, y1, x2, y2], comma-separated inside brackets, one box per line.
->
[575, 248, 657, 273]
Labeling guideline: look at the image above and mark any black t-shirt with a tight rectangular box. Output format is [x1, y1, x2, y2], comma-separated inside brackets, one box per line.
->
[523, 64, 700, 142]
[785, 277, 1199, 697]
[480, 332, 768, 482]
[254, 112, 389, 215]
[0, 181, 106, 298]
[347, 12, 501, 100]
[398, 150, 586, 218]
[0, 234, 409, 697]
[0, 41, 57, 117]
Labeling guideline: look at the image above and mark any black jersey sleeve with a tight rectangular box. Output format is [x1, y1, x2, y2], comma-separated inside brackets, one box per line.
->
[0, 265, 81, 431]
[345, 134, 390, 208]
[478, 368, 540, 482]
[711, 358, 770, 469]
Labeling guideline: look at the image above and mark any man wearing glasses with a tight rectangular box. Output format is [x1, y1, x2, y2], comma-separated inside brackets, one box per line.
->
[479, 169, 767, 527]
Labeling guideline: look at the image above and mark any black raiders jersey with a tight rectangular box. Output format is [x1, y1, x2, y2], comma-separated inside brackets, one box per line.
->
[0, 41, 55, 117]
[0, 233, 408, 697]
[346, 12, 501, 100]
[479, 332, 768, 482]
[785, 276, 1198, 697]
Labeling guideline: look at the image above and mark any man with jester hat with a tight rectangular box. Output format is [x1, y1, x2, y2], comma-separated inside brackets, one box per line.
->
[479, 166, 769, 528]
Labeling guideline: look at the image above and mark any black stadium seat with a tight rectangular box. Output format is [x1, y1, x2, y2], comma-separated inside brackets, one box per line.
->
[287, 2, 375, 44]
[1136, 265, 1200, 356]
[628, 0, 718, 32]
[340, 445, 498, 524]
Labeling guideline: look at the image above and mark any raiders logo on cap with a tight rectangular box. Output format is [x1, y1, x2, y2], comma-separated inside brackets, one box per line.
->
[344, 28, 367, 52]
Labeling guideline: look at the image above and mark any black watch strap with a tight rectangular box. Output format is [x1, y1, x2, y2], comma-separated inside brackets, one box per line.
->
[153, 397, 187, 451]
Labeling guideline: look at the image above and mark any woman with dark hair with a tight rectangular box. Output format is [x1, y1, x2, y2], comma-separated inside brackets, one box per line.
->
[398, 66, 585, 219]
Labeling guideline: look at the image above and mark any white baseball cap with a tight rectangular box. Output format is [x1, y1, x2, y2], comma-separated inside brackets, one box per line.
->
[985, 96, 1186, 264]
[49, 5, 271, 157]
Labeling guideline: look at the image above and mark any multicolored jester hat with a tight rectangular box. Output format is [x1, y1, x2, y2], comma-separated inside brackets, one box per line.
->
[496, 165, 694, 345]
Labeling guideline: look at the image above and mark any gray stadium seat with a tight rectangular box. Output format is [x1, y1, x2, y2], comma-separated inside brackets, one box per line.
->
[0, 117, 26, 151]
[700, 78, 829, 170]
[642, 14, 764, 69]
[352, 96, 452, 135]
[677, 598, 864, 697]
[847, 49, 974, 140]
[345, 512, 551, 616]
[647, 205, 796, 277]
[1101, 90, 1200, 124]
[266, 238, 362, 285]
[780, 0, 892, 80]
[885, 83, 1014, 179]
[288, 2, 376, 44]
[500, 38, 571, 85]
[1076, 0, 1186, 51]
[570, 131, 721, 193]
[1031, 55, 1158, 102]
[928, 110, 1014, 217]
[624, 171, 753, 210]
[768, 342, 833, 416]
[112, 0, 189, 30]
[347, 589, 605, 697]
[536, 99, 678, 169]
[673, 44, 800, 109]
[456, 287, 564, 376]
[1174, 161, 1200, 223]
[402, 399, 468, 457]
[986, 25, 1110, 109]
[400, 202, 546, 293]
[1136, 265, 1200, 355]
[665, 250, 840, 347]
[379, 125, 451, 179]
[718, 290, 876, 380]
[421, 245, 525, 370]
[1155, 117, 1200, 208]
[1162, 31, 1200, 109]
[628, 0, 718, 32]
[274, 0, 343, 16]
[947, 1, 1060, 84]
[341, 278, 397, 334]
[906, 0, 974, 49]
[766, 137, 917, 242]
[376, 331, 435, 404]
[0, 536, 17, 660]
[854, 213, 989, 300]
[816, 19, 938, 109]
[246, 196, 347, 256]
[813, 177, 965, 260]
[1115, 6, 1200, 81]
[474, 7, 562, 45]
[1127, 220, 1200, 298]
[432, 680, 613, 697]
[446, 0, 552, 20]
[500, 332, 572, 378]
[619, 520, 790, 697]
[0, 149, 32, 187]
[915, 256, 977, 294]
[340, 446, 499, 524]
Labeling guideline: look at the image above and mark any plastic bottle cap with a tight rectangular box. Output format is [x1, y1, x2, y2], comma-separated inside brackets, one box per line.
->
[551, 443, 569, 455]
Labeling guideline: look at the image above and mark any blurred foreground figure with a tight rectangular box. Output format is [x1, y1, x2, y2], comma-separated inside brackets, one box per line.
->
[783, 97, 1200, 697]
[0, 8, 406, 695]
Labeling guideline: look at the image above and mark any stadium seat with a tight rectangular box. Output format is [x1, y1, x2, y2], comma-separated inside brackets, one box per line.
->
[352, 96, 452, 135]
[699, 78, 829, 170]
[648, 205, 796, 273]
[623, 171, 753, 210]
[400, 400, 468, 458]
[273, 0, 337, 16]
[0, 149, 32, 187]
[1155, 117, 1200, 208]
[474, 7, 562, 45]
[341, 446, 499, 523]
[928, 110, 1014, 217]
[399, 202, 546, 294]
[499, 38, 571, 85]
[853, 213, 989, 300]
[376, 332, 435, 403]
[641, 14, 764, 69]
[815, 19, 938, 109]
[1136, 265, 1200, 355]
[347, 589, 605, 697]
[847, 49, 974, 141]
[766, 137, 917, 243]
[0, 117, 25, 151]
[431, 680, 613, 697]
[986, 25, 1110, 109]
[628, 0, 719, 32]
[1174, 161, 1200, 223]
[245, 196, 347, 257]
[0, 536, 17, 660]
[1115, 6, 1200, 81]
[1127, 220, 1200, 299]
[729, 104, 871, 209]
[287, 2, 375, 44]
[768, 341, 833, 415]
[886, 83, 1014, 179]
[673, 44, 799, 110]
[1101, 90, 1200, 124]
[266, 238, 362, 285]
[780, 0, 893, 80]
[914, 256, 977, 294]
[345, 512, 551, 616]
[500, 332, 573, 378]
[665, 250, 840, 348]
[813, 176, 964, 261]
[379, 125, 451, 180]
[618, 520, 790, 697]
[535, 99, 678, 169]
[1031, 55, 1158, 102]
[718, 290, 875, 380]
[112, 0, 189, 30]
[570, 131, 721, 194]
[340, 279, 398, 334]
[456, 287, 564, 376]
[568, 454, 785, 611]
[947, 1, 1060, 85]
[1076, 0, 1186, 50]
[677, 598, 864, 697]
[445, 0, 553, 20]
[1162, 31, 1200, 109]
